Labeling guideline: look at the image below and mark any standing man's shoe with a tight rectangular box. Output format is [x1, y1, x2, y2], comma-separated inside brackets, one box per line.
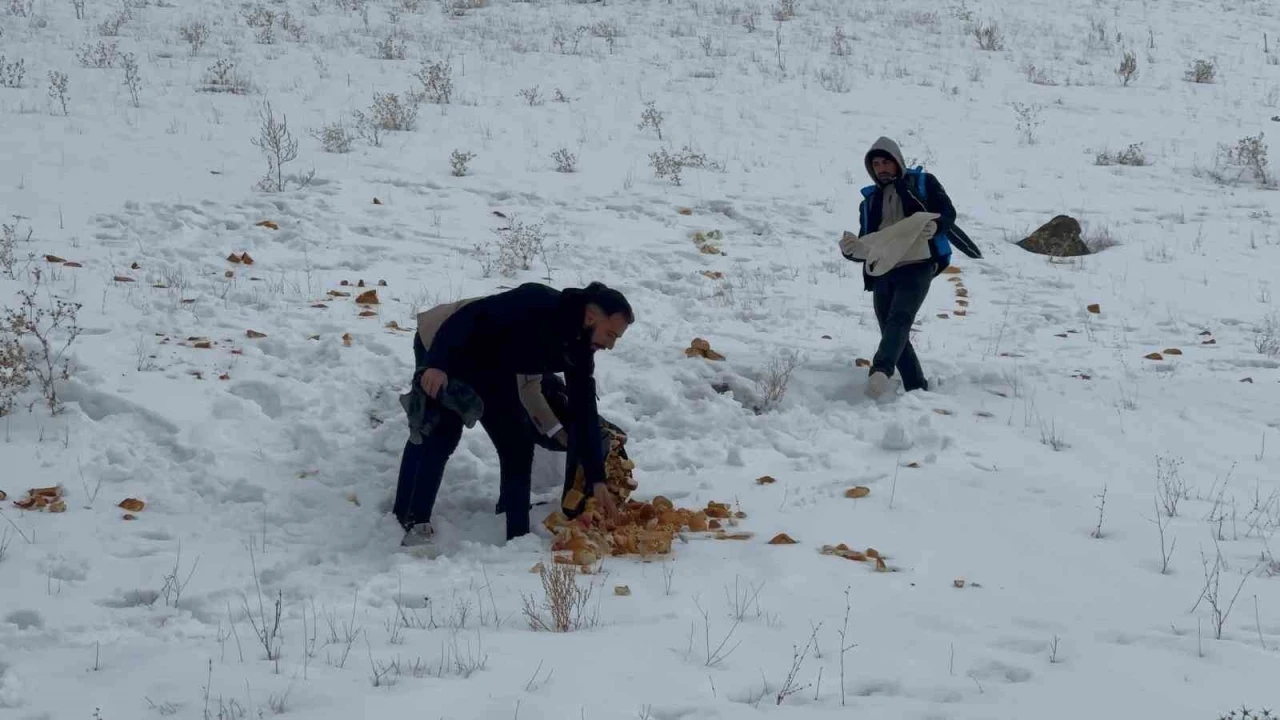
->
[400, 521, 435, 547]
[866, 371, 891, 399]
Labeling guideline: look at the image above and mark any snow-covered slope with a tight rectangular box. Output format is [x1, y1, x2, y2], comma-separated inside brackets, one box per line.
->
[2, 0, 1279, 718]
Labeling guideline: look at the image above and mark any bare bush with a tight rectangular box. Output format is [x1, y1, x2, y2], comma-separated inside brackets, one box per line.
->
[450, 149, 475, 177]
[242, 4, 277, 44]
[1022, 63, 1056, 86]
[351, 92, 420, 144]
[589, 19, 620, 52]
[1082, 224, 1120, 253]
[98, 9, 128, 36]
[7, 290, 81, 414]
[772, 0, 796, 22]
[817, 65, 851, 93]
[1117, 50, 1138, 86]
[775, 625, 821, 705]
[122, 52, 142, 107]
[1012, 102, 1043, 145]
[0, 324, 29, 417]
[251, 101, 299, 193]
[637, 101, 664, 139]
[551, 24, 588, 55]
[1095, 143, 1148, 167]
[1229, 134, 1271, 185]
[199, 58, 250, 94]
[1206, 134, 1273, 186]
[551, 148, 577, 173]
[377, 33, 407, 60]
[414, 59, 453, 104]
[831, 27, 850, 57]
[47, 70, 69, 115]
[0, 220, 30, 278]
[1193, 540, 1252, 640]
[242, 546, 283, 670]
[754, 349, 801, 413]
[311, 122, 354, 153]
[484, 219, 546, 277]
[178, 20, 210, 56]
[518, 86, 543, 106]
[1184, 59, 1217, 84]
[77, 41, 120, 68]
[972, 21, 1004, 51]
[1157, 455, 1188, 517]
[279, 11, 305, 41]
[1216, 709, 1278, 720]
[648, 145, 722, 186]
[1255, 313, 1280, 357]
[1150, 493, 1177, 575]
[522, 562, 597, 632]
[0, 56, 26, 88]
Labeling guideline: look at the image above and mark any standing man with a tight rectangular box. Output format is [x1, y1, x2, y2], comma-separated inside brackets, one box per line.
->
[393, 281, 634, 547]
[840, 136, 981, 399]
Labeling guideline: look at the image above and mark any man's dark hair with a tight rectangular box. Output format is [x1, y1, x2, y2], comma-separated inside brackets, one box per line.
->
[583, 281, 635, 324]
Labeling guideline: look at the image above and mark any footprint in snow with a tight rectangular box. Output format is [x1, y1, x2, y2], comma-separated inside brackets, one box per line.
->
[4, 610, 43, 630]
[968, 659, 1033, 684]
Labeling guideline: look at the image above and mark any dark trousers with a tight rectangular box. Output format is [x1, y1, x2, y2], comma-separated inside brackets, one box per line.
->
[870, 261, 934, 393]
[393, 336, 536, 540]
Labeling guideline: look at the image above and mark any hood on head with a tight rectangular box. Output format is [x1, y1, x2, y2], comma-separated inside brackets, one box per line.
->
[864, 136, 907, 184]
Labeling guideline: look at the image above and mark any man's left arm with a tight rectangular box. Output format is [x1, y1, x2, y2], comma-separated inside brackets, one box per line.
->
[923, 174, 957, 237]
[565, 354, 606, 491]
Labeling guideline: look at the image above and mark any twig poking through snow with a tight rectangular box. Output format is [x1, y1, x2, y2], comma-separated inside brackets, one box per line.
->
[692, 597, 742, 668]
[524, 659, 554, 692]
[1192, 538, 1253, 640]
[1256, 595, 1268, 650]
[776, 622, 821, 705]
[0, 509, 32, 545]
[1151, 493, 1178, 574]
[836, 587, 857, 706]
[241, 543, 283, 670]
[1090, 483, 1108, 539]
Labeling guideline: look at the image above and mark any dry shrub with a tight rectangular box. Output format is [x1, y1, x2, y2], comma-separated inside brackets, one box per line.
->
[522, 563, 596, 632]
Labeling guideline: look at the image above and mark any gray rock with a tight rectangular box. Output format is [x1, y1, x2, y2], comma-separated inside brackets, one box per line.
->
[1016, 215, 1091, 257]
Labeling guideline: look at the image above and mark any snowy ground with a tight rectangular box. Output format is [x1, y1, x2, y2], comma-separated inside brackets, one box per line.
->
[2, 0, 1280, 718]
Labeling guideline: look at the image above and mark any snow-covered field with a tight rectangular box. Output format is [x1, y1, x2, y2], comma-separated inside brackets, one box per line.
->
[3, 0, 1280, 717]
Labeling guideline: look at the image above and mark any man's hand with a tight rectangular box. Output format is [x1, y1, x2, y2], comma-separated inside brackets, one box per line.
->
[918, 220, 938, 241]
[419, 368, 448, 399]
[552, 428, 570, 449]
[839, 230, 859, 257]
[592, 483, 619, 520]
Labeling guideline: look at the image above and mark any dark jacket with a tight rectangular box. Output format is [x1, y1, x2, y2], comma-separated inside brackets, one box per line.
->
[851, 137, 961, 291]
[424, 283, 607, 490]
